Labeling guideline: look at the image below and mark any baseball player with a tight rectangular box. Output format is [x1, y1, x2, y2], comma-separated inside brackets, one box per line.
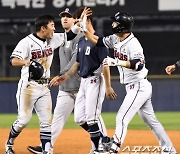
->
[27, 8, 109, 154]
[49, 7, 116, 154]
[165, 60, 180, 75]
[80, 11, 177, 154]
[5, 14, 82, 154]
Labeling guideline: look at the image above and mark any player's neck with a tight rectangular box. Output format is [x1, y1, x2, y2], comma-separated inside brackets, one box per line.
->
[64, 25, 73, 32]
[34, 33, 46, 42]
[36, 32, 46, 40]
[117, 33, 131, 41]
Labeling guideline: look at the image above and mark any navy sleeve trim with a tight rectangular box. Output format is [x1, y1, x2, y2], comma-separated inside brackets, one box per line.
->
[97, 37, 105, 47]
[10, 54, 23, 60]
[67, 31, 77, 41]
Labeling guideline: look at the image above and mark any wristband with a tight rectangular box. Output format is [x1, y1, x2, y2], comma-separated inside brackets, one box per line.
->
[71, 25, 81, 34]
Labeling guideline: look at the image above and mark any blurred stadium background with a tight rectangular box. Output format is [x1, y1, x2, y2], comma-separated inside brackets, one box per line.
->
[0, 0, 180, 113]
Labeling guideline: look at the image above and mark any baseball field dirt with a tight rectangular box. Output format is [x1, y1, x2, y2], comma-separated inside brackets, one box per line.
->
[1, 129, 179, 153]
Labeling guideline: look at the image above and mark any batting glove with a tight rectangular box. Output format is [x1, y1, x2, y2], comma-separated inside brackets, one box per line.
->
[80, 14, 87, 32]
[103, 56, 119, 66]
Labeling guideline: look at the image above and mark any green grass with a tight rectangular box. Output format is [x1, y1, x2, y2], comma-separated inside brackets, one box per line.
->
[0, 112, 180, 130]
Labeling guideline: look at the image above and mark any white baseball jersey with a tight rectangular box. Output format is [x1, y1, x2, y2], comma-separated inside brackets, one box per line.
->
[103, 33, 148, 84]
[101, 33, 176, 153]
[11, 33, 65, 80]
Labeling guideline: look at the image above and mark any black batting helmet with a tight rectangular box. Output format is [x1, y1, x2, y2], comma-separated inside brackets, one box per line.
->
[29, 60, 44, 80]
[110, 12, 134, 34]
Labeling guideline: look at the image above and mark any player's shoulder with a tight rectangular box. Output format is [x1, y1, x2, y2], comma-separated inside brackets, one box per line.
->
[129, 37, 141, 48]
[17, 34, 32, 44]
[94, 31, 104, 38]
[127, 35, 143, 51]
[53, 32, 64, 37]
[72, 32, 83, 42]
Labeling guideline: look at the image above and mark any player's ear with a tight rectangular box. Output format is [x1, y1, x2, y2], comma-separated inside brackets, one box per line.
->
[41, 25, 47, 32]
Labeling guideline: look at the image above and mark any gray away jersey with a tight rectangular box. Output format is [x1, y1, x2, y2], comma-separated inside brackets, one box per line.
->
[58, 33, 83, 92]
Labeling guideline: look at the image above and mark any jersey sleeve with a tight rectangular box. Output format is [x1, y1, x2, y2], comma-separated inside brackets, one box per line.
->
[11, 38, 29, 60]
[102, 35, 115, 49]
[98, 46, 109, 63]
[50, 33, 65, 49]
[128, 38, 145, 61]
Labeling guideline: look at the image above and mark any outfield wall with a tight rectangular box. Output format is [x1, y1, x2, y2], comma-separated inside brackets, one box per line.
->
[0, 78, 180, 113]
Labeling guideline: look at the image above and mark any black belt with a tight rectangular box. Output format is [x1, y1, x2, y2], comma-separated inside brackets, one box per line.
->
[34, 78, 49, 84]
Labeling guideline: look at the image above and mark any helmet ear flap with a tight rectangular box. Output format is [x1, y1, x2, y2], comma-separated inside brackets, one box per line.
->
[112, 23, 126, 34]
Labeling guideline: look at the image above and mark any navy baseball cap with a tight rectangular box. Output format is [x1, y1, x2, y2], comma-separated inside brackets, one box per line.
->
[59, 8, 73, 17]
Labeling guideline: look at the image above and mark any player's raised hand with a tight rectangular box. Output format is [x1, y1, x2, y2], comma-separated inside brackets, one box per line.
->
[165, 65, 176, 75]
[106, 86, 117, 100]
[80, 7, 92, 20]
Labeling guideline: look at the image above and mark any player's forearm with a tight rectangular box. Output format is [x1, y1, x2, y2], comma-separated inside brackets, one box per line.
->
[84, 30, 98, 45]
[11, 57, 30, 67]
[102, 66, 112, 88]
[117, 59, 131, 68]
[65, 62, 79, 77]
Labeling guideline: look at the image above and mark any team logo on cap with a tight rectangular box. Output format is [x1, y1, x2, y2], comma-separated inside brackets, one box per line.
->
[65, 8, 69, 12]
[115, 12, 120, 20]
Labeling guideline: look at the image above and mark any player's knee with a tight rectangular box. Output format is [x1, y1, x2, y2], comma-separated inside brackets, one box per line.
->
[116, 115, 128, 127]
[16, 114, 32, 128]
[74, 115, 85, 125]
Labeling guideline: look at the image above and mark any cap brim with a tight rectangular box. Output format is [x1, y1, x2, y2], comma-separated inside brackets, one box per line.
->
[59, 12, 72, 17]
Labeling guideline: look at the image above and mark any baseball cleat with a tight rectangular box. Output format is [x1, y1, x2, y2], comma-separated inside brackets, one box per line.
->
[5, 144, 14, 154]
[102, 136, 111, 151]
[93, 150, 110, 154]
[27, 146, 42, 154]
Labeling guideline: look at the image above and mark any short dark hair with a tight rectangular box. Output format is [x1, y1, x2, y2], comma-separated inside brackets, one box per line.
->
[73, 7, 93, 23]
[35, 15, 55, 32]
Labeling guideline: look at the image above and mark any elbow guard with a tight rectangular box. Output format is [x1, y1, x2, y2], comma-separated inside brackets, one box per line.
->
[130, 59, 144, 71]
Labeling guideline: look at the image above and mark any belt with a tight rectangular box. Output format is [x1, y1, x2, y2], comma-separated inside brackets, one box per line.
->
[34, 78, 49, 84]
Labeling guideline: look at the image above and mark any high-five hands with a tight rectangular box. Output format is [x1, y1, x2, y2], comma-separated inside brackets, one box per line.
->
[79, 7, 92, 32]
[80, 13, 87, 32]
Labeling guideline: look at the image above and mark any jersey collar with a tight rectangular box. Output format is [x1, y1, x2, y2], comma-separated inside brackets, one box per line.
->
[121, 33, 134, 44]
[33, 33, 46, 42]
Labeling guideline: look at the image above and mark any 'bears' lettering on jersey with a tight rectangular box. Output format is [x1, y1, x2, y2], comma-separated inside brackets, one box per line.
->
[31, 48, 53, 59]
[114, 50, 127, 61]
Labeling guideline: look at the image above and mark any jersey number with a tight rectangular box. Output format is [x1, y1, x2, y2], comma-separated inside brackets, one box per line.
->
[85, 46, 90, 55]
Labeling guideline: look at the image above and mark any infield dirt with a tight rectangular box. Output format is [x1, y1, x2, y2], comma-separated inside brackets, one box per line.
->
[1, 129, 179, 153]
